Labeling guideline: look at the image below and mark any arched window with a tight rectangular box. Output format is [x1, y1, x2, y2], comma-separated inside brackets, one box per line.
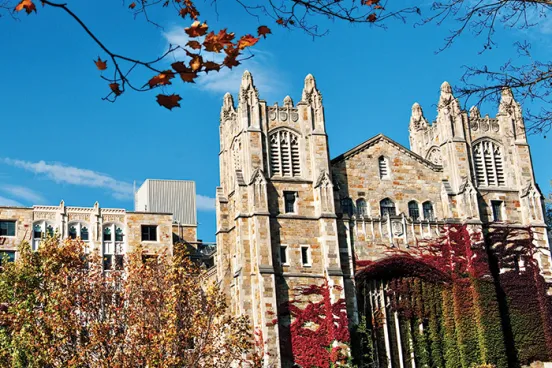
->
[102, 224, 125, 271]
[341, 198, 353, 217]
[32, 221, 55, 251]
[408, 201, 420, 220]
[378, 156, 390, 179]
[380, 198, 396, 217]
[356, 198, 368, 217]
[423, 201, 434, 221]
[473, 140, 505, 187]
[269, 130, 300, 177]
[68, 222, 90, 242]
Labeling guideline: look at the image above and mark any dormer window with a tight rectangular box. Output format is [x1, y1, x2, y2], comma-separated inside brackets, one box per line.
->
[270, 130, 301, 177]
[378, 156, 390, 179]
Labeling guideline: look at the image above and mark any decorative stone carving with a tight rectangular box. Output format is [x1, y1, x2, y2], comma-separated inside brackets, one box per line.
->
[68, 213, 90, 221]
[410, 103, 429, 130]
[426, 147, 443, 165]
[269, 108, 277, 121]
[103, 214, 125, 224]
[392, 221, 404, 236]
[279, 112, 288, 121]
[291, 111, 299, 122]
[34, 211, 56, 220]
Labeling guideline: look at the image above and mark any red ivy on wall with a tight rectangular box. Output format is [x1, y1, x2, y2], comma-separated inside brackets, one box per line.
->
[277, 280, 350, 368]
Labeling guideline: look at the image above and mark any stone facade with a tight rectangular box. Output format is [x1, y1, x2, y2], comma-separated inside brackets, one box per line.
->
[0, 201, 198, 263]
[216, 72, 552, 367]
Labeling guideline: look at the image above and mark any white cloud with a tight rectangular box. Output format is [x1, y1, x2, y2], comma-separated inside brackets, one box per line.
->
[2, 158, 216, 212]
[0, 196, 23, 207]
[0, 185, 45, 204]
[196, 194, 216, 211]
[162, 27, 285, 98]
[2, 158, 134, 201]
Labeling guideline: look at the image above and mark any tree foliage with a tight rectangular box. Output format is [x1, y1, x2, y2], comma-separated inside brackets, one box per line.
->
[0, 237, 255, 368]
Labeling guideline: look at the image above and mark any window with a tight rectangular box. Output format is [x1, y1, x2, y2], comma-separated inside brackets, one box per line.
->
[32, 221, 55, 251]
[408, 201, 420, 220]
[103, 224, 124, 271]
[491, 200, 503, 222]
[341, 198, 353, 217]
[0, 250, 15, 266]
[284, 191, 297, 213]
[380, 198, 396, 217]
[356, 199, 368, 217]
[473, 141, 505, 187]
[68, 222, 90, 242]
[378, 156, 390, 179]
[280, 245, 288, 265]
[0, 221, 15, 237]
[301, 245, 310, 266]
[423, 202, 434, 221]
[270, 130, 301, 177]
[141, 225, 158, 241]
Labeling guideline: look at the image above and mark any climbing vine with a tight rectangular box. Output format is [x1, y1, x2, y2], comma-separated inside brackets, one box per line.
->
[354, 224, 552, 368]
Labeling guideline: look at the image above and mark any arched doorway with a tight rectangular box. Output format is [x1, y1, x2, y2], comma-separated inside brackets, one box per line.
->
[355, 256, 451, 368]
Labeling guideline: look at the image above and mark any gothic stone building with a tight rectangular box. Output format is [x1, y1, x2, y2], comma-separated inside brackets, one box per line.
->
[216, 72, 552, 367]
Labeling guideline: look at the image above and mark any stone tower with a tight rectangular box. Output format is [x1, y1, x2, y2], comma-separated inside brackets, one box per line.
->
[408, 84, 551, 279]
[216, 71, 349, 366]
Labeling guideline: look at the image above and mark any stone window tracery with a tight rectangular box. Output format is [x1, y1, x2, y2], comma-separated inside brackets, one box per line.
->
[473, 140, 505, 187]
[269, 130, 300, 177]
[423, 201, 435, 221]
[32, 221, 55, 251]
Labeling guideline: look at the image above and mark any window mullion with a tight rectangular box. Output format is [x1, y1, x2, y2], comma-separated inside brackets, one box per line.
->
[488, 143, 498, 186]
[480, 143, 489, 186]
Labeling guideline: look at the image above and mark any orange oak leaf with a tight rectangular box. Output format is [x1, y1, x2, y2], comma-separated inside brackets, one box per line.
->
[276, 18, 285, 25]
[367, 13, 377, 22]
[179, 2, 199, 20]
[186, 40, 202, 50]
[157, 94, 182, 110]
[109, 83, 122, 96]
[14, 0, 36, 14]
[185, 21, 208, 38]
[128, 2, 136, 9]
[94, 57, 107, 71]
[257, 26, 271, 39]
[147, 71, 175, 88]
[203, 61, 221, 73]
[237, 34, 259, 50]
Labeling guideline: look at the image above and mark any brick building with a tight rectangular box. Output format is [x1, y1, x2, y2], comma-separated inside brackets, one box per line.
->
[216, 71, 552, 367]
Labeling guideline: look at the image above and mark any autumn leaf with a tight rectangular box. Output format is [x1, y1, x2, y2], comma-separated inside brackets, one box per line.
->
[171, 61, 198, 82]
[364, 0, 380, 5]
[203, 29, 235, 53]
[367, 13, 377, 22]
[146, 70, 175, 88]
[185, 21, 208, 38]
[257, 26, 271, 39]
[94, 57, 107, 71]
[189, 54, 203, 72]
[109, 83, 122, 96]
[237, 34, 259, 50]
[224, 55, 240, 69]
[128, 2, 136, 9]
[203, 61, 221, 73]
[14, 0, 36, 14]
[157, 94, 182, 110]
[186, 40, 202, 50]
[276, 18, 285, 25]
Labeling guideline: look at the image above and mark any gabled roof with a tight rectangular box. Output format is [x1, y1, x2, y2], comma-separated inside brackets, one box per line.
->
[331, 133, 442, 171]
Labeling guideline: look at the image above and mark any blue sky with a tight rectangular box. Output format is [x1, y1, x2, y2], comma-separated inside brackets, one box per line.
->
[0, 1, 550, 241]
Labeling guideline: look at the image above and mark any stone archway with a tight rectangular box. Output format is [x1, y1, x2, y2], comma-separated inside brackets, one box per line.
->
[354, 256, 452, 368]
